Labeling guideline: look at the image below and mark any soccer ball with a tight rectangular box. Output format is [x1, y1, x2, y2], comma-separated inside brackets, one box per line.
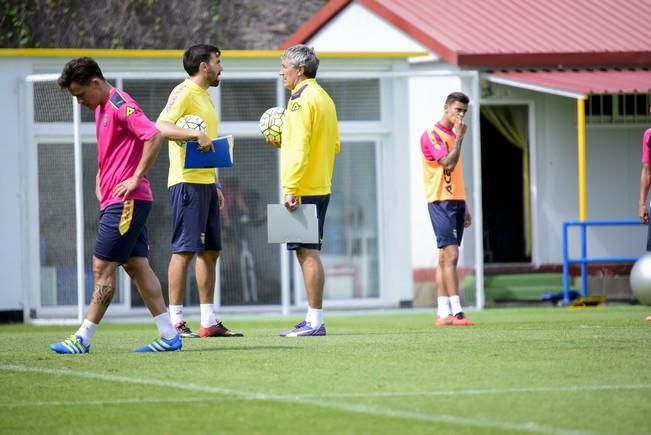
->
[175, 114, 207, 144]
[259, 107, 285, 148]
[630, 253, 651, 305]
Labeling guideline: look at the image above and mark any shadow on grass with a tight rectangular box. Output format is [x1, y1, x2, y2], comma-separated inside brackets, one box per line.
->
[323, 330, 437, 336]
[178, 345, 297, 352]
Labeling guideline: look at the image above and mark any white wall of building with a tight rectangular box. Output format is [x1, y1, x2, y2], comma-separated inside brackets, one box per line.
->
[408, 75, 463, 269]
[584, 124, 646, 256]
[0, 59, 32, 313]
[380, 62, 416, 304]
[309, 2, 430, 53]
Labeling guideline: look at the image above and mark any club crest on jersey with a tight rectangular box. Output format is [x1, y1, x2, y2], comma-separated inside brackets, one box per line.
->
[291, 102, 301, 111]
[126, 106, 135, 117]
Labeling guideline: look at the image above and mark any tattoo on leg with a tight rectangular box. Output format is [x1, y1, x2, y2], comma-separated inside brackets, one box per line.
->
[92, 284, 114, 307]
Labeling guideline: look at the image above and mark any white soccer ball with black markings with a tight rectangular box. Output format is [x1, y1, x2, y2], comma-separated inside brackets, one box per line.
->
[630, 253, 651, 306]
[175, 114, 207, 144]
[259, 107, 285, 148]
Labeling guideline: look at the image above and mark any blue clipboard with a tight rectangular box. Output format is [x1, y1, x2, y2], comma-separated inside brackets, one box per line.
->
[184, 135, 234, 168]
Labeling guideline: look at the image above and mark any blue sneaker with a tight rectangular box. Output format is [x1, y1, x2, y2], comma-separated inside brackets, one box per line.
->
[135, 335, 182, 352]
[50, 335, 90, 354]
[280, 321, 326, 337]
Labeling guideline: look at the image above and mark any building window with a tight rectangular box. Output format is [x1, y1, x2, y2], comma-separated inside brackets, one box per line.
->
[285, 79, 381, 121]
[34, 80, 116, 123]
[221, 79, 277, 121]
[586, 93, 650, 123]
[123, 80, 178, 121]
[322, 141, 379, 299]
[320, 79, 381, 121]
[617, 93, 649, 117]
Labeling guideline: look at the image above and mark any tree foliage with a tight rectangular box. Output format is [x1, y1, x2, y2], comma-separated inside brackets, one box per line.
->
[0, 0, 324, 49]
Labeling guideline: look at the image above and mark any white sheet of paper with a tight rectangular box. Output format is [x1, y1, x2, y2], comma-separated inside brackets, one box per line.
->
[267, 204, 319, 243]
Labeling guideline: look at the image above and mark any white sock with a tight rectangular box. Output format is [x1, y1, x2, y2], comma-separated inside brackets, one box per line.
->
[74, 319, 98, 344]
[200, 304, 217, 327]
[169, 304, 183, 325]
[437, 297, 451, 318]
[154, 312, 177, 340]
[305, 307, 323, 328]
[450, 295, 463, 316]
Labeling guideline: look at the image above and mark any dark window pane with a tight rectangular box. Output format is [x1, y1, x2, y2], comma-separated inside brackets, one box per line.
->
[320, 79, 381, 121]
[218, 137, 281, 305]
[123, 80, 178, 121]
[636, 94, 648, 116]
[221, 79, 277, 121]
[602, 94, 612, 116]
[34, 80, 115, 122]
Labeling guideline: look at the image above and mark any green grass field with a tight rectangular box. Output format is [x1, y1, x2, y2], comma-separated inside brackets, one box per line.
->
[1, 306, 649, 434]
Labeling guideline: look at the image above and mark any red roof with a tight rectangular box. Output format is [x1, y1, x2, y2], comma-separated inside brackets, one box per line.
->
[489, 69, 651, 96]
[283, 0, 651, 68]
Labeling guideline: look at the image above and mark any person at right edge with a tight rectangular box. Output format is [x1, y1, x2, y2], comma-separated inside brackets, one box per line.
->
[637, 110, 651, 322]
[420, 92, 474, 326]
[269, 45, 340, 337]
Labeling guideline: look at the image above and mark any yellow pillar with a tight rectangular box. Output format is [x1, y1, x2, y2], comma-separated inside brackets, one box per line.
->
[577, 97, 587, 221]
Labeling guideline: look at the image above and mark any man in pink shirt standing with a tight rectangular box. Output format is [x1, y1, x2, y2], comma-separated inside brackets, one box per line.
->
[638, 117, 651, 322]
[639, 126, 651, 249]
[50, 57, 181, 353]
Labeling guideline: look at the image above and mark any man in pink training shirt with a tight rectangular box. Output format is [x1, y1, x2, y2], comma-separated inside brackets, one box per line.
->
[638, 107, 651, 322]
[639, 123, 651, 250]
[50, 57, 181, 353]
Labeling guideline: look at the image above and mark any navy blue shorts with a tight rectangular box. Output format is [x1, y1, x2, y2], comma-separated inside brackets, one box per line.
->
[428, 200, 466, 248]
[169, 183, 221, 253]
[94, 200, 151, 264]
[287, 194, 330, 251]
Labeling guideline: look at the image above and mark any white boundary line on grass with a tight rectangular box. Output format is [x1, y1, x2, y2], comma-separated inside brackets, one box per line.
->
[0, 364, 598, 435]
[292, 383, 651, 399]
[0, 397, 207, 408]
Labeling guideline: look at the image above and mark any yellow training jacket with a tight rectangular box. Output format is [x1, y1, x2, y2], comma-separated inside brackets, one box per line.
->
[281, 78, 340, 196]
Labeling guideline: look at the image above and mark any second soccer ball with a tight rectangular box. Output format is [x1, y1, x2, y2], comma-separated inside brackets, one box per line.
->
[259, 107, 285, 148]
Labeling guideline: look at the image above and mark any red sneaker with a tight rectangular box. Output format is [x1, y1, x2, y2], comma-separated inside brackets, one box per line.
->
[434, 315, 454, 326]
[451, 313, 474, 326]
[198, 322, 244, 337]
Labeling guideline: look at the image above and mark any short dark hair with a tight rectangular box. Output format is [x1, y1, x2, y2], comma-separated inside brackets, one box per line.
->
[57, 57, 105, 89]
[445, 92, 470, 106]
[183, 44, 221, 76]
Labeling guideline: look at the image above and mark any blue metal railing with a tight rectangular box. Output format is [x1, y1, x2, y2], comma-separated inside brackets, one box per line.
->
[562, 219, 643, 305]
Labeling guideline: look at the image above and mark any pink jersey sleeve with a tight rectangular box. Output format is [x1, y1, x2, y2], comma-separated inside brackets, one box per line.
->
[118, 103, 159, 142]
[642, 129, 651, 164]
[420, 128, 448, 161]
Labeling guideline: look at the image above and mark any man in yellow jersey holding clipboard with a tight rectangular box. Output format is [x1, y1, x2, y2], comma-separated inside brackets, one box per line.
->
[157, 44, 242, 338]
